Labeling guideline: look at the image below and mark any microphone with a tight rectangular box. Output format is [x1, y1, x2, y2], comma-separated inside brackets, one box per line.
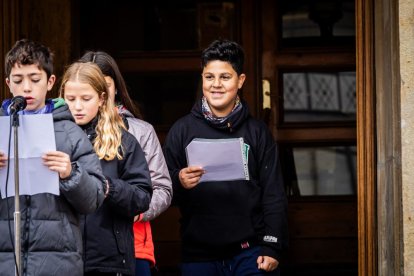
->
[9, 96, 27, 115]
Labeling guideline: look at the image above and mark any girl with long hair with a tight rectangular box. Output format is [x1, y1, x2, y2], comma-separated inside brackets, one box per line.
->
[60, 62, 152, 275]
[79, 51, 172, 275]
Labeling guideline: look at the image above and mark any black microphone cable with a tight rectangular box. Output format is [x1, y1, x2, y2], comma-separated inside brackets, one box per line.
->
[5, 114, 21, 276]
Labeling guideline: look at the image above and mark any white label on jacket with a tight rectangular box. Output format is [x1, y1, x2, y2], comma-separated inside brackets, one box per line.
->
[263, 235, 278, 243]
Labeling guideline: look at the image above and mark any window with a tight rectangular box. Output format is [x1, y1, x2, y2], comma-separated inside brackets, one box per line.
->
[282, 145, 357, 196]
[282, 71, 356, 123]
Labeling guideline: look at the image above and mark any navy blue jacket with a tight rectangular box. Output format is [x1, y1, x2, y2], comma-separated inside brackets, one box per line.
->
[0, 100, 106, 276]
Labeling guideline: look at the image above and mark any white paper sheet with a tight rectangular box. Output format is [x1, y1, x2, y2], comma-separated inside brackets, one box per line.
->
[185, 138, 249, 182]
[0, 114, 59, 198]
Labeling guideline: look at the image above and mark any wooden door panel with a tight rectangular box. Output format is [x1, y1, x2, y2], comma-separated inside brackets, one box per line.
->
[261, 0, 358, 274]
[286, 200, 357, 272]
[289, 201, 357, 238]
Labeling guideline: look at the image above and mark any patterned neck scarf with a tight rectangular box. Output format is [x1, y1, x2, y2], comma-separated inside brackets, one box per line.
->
[201, 95, 242, 124]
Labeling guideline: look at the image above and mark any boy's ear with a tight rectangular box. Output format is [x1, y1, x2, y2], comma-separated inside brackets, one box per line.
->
[5, 78, 14, 96]
[47, 74, 56, 91]
[238, 73, 246, 89]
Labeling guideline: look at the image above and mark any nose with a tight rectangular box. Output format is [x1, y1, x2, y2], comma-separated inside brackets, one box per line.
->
[74, 99, 83, 110]
[22, 79, 32, 92]
[212, 78, 222, 88]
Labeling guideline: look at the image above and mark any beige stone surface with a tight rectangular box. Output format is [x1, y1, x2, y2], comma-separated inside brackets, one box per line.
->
[400, 0, 414, 274]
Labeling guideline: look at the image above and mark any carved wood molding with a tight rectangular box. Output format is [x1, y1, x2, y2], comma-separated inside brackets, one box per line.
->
[356, 0, 377, 275]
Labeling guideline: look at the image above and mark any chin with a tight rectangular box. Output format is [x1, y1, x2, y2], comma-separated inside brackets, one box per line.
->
[75, 120, 86, 126]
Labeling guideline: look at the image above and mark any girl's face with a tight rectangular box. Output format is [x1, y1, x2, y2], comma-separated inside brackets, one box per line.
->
[202, 60, 245, 117]
[63, 80, 104, 125]
[104, 76, 116, 103]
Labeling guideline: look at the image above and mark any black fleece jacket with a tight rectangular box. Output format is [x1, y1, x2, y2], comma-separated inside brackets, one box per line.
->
[163, 99, 288, 262]
[80, 120, 152, 275]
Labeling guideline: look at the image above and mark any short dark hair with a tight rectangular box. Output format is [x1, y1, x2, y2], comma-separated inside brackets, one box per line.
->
[201, 40, 244, 75]
[79, 51, 142, 119]
[5, 39, 54, 78]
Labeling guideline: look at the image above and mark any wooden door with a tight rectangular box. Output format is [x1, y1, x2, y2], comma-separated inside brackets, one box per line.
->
[261, 0, 358, 275]
[76, 0, 361, 275]
[76, 1, 244, 274]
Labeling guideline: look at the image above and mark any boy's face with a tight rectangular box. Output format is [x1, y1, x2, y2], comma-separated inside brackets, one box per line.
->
[6, 63, 55, 111]
[202, 60, 246, 117]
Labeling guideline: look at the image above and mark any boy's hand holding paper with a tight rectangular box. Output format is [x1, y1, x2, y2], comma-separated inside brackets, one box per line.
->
[185, 138, 249, 183]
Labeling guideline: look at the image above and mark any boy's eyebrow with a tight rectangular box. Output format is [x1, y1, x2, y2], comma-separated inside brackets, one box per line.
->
[203, 72, 233, 75]
[10, 72, 42, 77]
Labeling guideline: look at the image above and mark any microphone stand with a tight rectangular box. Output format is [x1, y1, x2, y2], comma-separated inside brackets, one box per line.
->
[12, 112, 21, 276]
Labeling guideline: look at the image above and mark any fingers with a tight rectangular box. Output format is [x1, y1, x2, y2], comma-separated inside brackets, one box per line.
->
[257, 256, 279, 272]
[179, 166, 205, 189]
[0, 152, 7, 168]
[42, 151, 72, 179]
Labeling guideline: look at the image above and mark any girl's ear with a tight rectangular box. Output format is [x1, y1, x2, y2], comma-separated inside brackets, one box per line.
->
[99, 92, 106, 107]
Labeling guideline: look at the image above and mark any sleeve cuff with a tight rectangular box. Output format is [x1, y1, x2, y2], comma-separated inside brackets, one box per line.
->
[259, 245, 281, 261]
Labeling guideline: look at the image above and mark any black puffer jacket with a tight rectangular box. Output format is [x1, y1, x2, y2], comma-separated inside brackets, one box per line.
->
[164, 99, 288, 262]
[0, 100, 106, 276]
[81, 119, 152, 275]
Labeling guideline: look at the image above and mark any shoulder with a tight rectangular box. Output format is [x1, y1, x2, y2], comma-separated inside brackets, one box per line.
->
[242, 117, 275, 147]
[53, 118, 93, 157]
[55, 118, 84, 137]
[126, 117, 156, 140]
[127, 117, 154, 131]
[241, 116, 270, 133]
[168, 113, 195, 133]
[121, 128, 141, 148]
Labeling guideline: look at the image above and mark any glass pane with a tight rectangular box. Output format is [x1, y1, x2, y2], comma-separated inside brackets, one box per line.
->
[80, 1, 236, 52]
[122, 72, 200, 125]
[283, 146, 357, 196]
[280, 0, 355, 48]
[283, 71, 356, 122]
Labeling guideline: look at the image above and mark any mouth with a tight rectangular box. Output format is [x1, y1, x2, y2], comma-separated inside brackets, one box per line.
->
[24, 96, 34, 103]
[210, 91, 225, 97]
[73, 114, 85, 120]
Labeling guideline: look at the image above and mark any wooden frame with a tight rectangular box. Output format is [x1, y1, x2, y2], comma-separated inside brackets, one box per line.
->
[356, 0, 377, 275]
[0, 0, 20, 102]
[374, 0, 402, 275]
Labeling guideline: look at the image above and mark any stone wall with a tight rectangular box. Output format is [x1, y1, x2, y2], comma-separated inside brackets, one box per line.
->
[400, 0, 414, 274]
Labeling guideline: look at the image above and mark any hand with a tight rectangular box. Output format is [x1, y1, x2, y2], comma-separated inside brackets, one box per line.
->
[0, 152, 7, 168]
[257, 255, 279, 272]
[179, 166, 205, 189]
[134, 214, 142, 222]
[42, 151, 72, 179]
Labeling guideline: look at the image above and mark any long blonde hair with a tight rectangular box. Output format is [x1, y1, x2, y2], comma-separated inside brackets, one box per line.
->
[59, 62, 126, 161]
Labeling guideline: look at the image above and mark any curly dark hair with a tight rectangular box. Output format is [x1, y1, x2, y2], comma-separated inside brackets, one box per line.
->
[201, 39, 244, 75]
[5, 39, 54, 78]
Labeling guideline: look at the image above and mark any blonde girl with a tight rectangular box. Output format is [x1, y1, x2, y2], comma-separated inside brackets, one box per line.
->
[60, 62, 152, 276]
